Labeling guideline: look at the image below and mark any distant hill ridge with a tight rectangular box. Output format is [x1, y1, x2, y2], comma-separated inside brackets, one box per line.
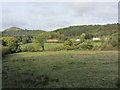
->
[2, 27, 46, 37]
[4, 27, 23, 31]
[53, 23, 118, 36]
[2, 23, 119, 37]
[4, 27, 45, 32]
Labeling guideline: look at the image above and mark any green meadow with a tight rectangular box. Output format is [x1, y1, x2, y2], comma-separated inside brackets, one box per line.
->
[3, 50, 118, 88]
[44, 43, 63, 50]
[20, 43, 63, 51]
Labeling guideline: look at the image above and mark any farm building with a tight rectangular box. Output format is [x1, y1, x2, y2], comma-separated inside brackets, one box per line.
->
[76, 39, 80, 41]
[92, 38, 100, 41]
[46, 39, 59, 43]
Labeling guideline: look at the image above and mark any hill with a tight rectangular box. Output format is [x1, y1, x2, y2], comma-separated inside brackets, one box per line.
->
[1, 23, 119, 37]
[2, 27, 46, 37]
[4, 27, 23, 32]
[53, 23, 118, 36]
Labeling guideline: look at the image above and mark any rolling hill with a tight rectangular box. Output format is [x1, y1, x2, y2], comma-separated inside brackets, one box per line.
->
[1, 23, 119, 37]
[53, 23, 118, 36]
[2, 27, 46, 37]
[4, 27, 23, 32]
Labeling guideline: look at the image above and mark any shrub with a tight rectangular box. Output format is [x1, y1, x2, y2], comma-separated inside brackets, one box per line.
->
[22, 37, 29, 44]
[64, 40, 73, 46]
[100, 43, 116, 50]
[92, 45, 102, 50]
[79, 42, 93, 50]
[109, 39, 118, 47]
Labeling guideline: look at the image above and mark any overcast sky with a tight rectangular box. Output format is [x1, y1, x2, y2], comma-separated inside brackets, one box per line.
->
[1, 1, 118, 31]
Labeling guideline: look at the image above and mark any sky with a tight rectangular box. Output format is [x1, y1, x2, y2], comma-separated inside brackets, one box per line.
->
[0, 1, 119, 31]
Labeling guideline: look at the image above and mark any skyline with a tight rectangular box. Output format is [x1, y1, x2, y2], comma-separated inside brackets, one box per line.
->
[1, 2, 118, 31]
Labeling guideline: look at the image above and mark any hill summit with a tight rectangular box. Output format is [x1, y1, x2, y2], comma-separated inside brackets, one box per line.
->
[4, 27, 23, 31]
[2, 27, 46, 37]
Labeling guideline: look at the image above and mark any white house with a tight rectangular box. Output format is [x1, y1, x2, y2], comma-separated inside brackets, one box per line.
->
[92, 38, 100, 41]
[76, 39, 80, 41]
[104, 37, 109, 40]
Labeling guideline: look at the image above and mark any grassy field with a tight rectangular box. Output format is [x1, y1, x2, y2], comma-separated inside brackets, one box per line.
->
[44, 43, 63, 50]
[20, 43, 63, 51]
[2, 50, 118, 88]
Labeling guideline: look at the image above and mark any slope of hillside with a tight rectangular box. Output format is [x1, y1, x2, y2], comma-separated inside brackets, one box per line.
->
[4, 27, 23, 32]
[2, 27, 46, 37]
[2, 23, 119, 37]
[53, 23, 118, 36]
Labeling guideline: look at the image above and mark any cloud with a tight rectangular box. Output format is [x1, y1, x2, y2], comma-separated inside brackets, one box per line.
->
[1, 2, 118, 31]
[2, 17, 28, 28]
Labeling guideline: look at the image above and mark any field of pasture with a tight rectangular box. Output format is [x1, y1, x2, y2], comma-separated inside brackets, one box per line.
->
[20, 43, 63, 51]
[2, 50, 118, 88]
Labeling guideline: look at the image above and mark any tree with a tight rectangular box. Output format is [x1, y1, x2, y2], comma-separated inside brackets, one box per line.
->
[2, 37, 19, 52]
[7, 39, 18, 52]
[80, 33, 86, 39]
[36, 33, 48, 51]
[16, 36, 22, 43]
[79, 40, 93, 50]
[22, 36, 29, 44]
[85, 33, 93, 39]
[2, 40, 6, 46]
[64, 40, 73, 46]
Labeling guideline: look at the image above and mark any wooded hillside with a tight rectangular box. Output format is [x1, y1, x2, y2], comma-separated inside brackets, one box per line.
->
[54, 23, 118, 36]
